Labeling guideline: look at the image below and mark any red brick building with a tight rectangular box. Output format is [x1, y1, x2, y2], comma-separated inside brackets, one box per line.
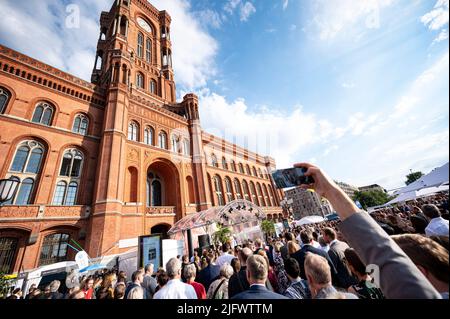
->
[0, 0, 284, 274]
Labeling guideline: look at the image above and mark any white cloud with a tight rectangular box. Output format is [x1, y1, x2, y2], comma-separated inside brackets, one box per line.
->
[196, 9, 223, 29]
[283, 0, 289, 11]
[421, 0, 449, 30]
[240, 2, 256, 22]
[310, 0, 394, 41]
[149, 0, 218, 90]
[323, 145, 339, 157]
[224, 0, 241, 14]
[433, 28, 449, 44]
[341, 81, 356, 88]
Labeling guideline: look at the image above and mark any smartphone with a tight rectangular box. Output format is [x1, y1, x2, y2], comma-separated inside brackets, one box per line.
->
[271, 167, 315, 189]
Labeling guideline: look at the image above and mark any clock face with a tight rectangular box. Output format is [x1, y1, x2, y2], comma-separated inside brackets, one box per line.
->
[137, 17, 153, 33]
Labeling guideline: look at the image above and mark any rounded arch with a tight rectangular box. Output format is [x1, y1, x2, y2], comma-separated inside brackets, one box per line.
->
[186, 176, 195, 204]
[125, 166, 139, 203]
[150, 223, 171, 239]
[69, 110, 93, 135]
[135, 15, 157, 35]
[27, 97, 60, 125]
[0, 83, 16, 115]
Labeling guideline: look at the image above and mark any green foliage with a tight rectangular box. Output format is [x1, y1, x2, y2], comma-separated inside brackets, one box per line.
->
[0, 271, 13, 299]
[212, 225, 232, 246]
[405, 171, 424, 185]
[352, 190, 394, 210]
[260, 219, 276, 236]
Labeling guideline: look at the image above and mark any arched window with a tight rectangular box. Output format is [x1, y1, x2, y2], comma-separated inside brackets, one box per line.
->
[146, 39, 152, 63]
[186, 176, 195, 204]
[150, 79, 157, 94]
[234, 179, 242, 199]
[128, 121, 139, 141]
[171, 135, 179, 153]
[211, 154, 218, 168]
[59, 149, 84, 178]
[53, 149, 83, 206]
[230, 160, 237, 172]
[222, 157, 228, 170]
[259, 168, 264, 178]
[72, 114, 89, 135]
[0, 237, 18, 274]
[242, 180, 250, 202]
[126, 167, 138, 203]
[250, 182, 258, 205]
[158, 131, 168, 149]
[39, 233, 70, 266]
[253, 167, 258, 177]
[5, 141, 46, 205]
[0, 87, 10, 114]
[257, 183, 266, 206]
[224, 177, 233, 202]
[137, 32, 144, 58]
[144, 126, 154, 145]
[239, 163, 244, 174]
[263, 184, 271, 206]
[32, 102, 54, 126]
[269, 187, 276, 206]
[147, 172, 163, 207]
[213, 175, 225, 206]
[246, 164, 251, 176]
[136, 72, 144, 89]
[183, 139, 190, 156]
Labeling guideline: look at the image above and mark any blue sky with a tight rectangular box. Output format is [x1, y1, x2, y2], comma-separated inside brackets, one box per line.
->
[0, 0, 448, 190]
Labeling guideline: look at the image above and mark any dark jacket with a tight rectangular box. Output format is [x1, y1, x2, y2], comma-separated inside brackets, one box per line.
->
[231, 285, 288, 300]
[328, 240, 358, 289]
[197, 264, 220, 292]
[291, 244, 339, 286]
[228, 266, 249, 298]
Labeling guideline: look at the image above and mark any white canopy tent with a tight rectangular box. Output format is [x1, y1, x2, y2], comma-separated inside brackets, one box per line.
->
[386, 184, 449, 205]
[394, 162, 449, 195]
[294, 215, 325, 226]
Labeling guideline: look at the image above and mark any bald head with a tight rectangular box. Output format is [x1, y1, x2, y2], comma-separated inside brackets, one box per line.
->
[304, 253, 331, 285]
[239, 247, 253, 264]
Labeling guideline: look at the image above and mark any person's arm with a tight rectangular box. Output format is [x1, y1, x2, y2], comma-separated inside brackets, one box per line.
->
[294, 163, 441, 299]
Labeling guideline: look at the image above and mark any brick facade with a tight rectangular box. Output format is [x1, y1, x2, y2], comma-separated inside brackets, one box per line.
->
[0, 0, 283, 274]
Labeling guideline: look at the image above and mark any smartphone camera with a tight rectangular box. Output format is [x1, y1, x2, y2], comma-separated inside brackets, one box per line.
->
[271, 167, 315, 189]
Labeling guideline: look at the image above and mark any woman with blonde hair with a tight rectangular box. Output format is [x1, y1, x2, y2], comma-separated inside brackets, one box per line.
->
[96, 273, 116, 299]
[288, 241, 300, 256]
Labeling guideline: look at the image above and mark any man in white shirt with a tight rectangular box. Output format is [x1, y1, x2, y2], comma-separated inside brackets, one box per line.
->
[423, 204, 449, 237]
[153, 258, 197, 299]
[216, 243, 235, 267]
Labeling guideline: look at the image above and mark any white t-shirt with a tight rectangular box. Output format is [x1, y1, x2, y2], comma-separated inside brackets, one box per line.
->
[153, 279, 197, 299]
[216, 253, 235, 267]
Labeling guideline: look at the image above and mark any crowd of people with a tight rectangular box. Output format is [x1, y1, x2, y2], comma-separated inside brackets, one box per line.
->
[4, 164, 449, 300]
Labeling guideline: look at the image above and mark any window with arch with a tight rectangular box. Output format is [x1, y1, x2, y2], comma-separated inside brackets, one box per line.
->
[136, 72, 144, 89]
[39, 233, 70, 266]
[128, 121, 139, 142]
[253, 167, 258, 177]
[72, 114, 89, 135]
[259, 168, 264, 178]
[158, 131, 168, 149]
[222, 157, 228, 170]
[213, 175, 225, 206]
[32, 102, 54, 126]
[263, 184, 271, 206]
[171, 135, 179, 153]
[146, 38, 152, 63]
[147, 172, 163, 206]
[150, 79, 157, 94]
[137, 32, 144, 58]
[230, 160, 237, 172]
[144, 126, 154, 145]
[256, 183, 266, 206]
[0, 237, 18, 274]
[0, 87, 10, 114]
[5, 141, 46, 205]
[269, 187, 276, 206]
[183, 139, 190, 156]
[246, 164, 251, 176]
[53, 149, 84, 205]
[224, 177, 233, 202]
[250, 182, 258, 205]
[242, 180, 251, 202]
[239, 163, 245, 174]
[211, 154, 218, 168]
[233, 179, 242, 199]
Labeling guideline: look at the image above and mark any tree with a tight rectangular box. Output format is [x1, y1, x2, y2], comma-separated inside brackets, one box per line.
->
[260, 219, 276, 240]
[352, 190, 394, 210]
[212, 224, 232, 246]
[0, 271, 14, 299]
[405, 171, 424, 185]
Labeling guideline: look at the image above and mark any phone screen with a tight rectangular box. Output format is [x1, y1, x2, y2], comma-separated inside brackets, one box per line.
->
[271, 167, 314, 189]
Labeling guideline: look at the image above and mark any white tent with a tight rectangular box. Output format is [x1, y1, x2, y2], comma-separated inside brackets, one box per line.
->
[394, 162, 449, 195]
[294, 215, 325, 226]
[386, 184, 449, 205]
